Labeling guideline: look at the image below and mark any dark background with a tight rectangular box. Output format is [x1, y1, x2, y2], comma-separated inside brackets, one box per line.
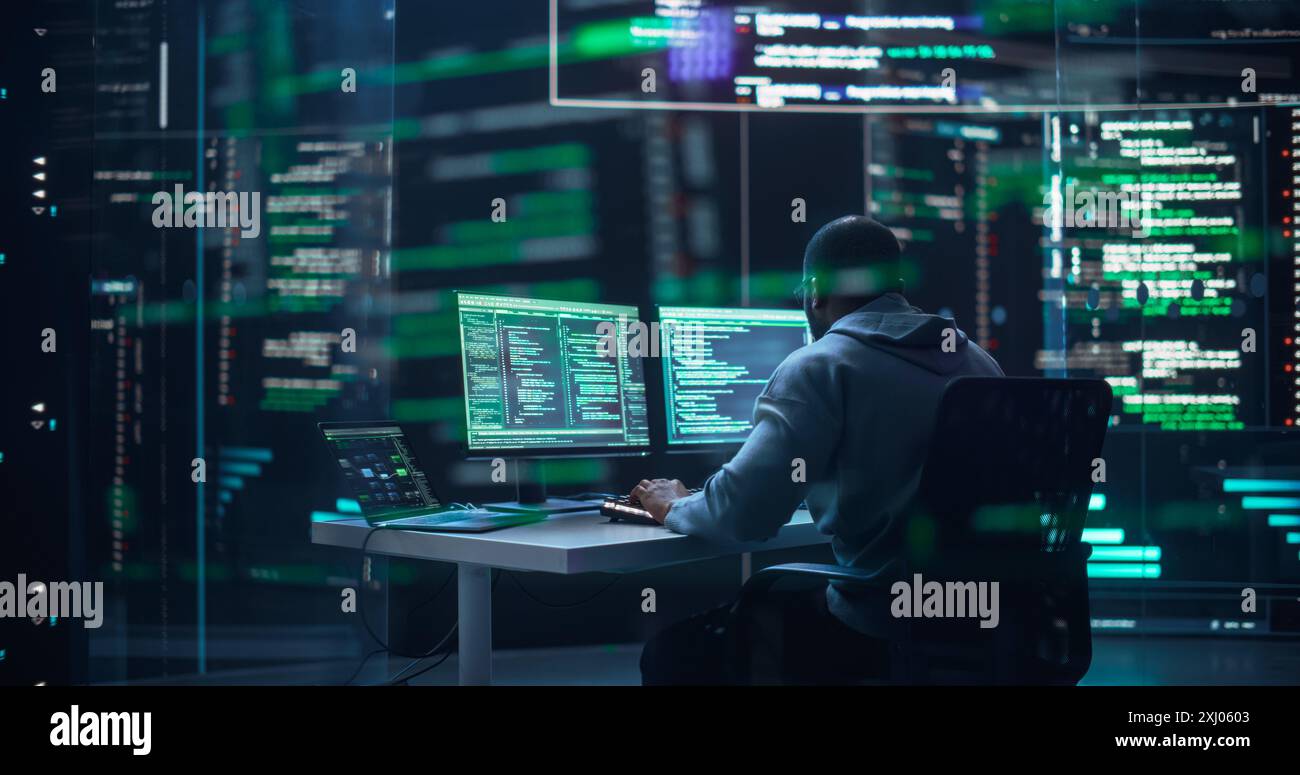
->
[3, 0, 1300, 685]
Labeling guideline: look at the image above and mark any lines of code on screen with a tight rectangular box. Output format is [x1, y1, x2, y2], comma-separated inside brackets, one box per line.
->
[458, 294, 650, 451]
[661, 307, 809, 445]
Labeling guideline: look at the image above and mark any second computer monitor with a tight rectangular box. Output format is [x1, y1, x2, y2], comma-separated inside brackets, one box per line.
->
[659, 306, 811, 446]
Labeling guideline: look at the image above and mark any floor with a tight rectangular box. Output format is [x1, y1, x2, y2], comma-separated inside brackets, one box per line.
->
[106, 636, 1300, 685]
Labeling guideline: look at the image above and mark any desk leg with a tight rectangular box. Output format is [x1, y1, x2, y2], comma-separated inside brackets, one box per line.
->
[457, 563, 492, 686]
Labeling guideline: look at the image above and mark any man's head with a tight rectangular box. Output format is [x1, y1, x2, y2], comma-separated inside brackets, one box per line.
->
[799, 215, 903, 340]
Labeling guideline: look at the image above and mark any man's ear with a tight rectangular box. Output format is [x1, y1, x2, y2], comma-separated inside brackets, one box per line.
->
[809, 276, 827, 310]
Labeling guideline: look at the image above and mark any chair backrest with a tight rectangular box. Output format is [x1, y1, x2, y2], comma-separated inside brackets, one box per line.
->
[889, 376, 1112, 684]
[914, 376, 1111, 561]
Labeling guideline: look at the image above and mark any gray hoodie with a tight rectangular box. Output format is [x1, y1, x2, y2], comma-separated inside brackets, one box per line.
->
[664, 292, 1004, 635]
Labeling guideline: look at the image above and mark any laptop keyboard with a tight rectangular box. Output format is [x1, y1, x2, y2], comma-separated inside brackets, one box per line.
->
[394, 509, 489, 525]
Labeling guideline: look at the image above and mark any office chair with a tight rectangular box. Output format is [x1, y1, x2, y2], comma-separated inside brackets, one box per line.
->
[727, 376, 1112, 685]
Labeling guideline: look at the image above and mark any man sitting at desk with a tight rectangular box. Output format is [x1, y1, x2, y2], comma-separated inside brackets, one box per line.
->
[632, 215, 1004, 684]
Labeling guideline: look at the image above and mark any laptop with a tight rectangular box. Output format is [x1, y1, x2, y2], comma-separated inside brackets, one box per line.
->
[318, 421, 544, 532]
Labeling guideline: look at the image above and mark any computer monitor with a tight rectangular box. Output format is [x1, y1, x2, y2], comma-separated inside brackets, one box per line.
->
[457, 292, 650, 510]
[659, 306, 811, 447]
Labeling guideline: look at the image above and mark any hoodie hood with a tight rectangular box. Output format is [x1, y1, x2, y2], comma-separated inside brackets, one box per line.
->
[824, 293, 972, 375]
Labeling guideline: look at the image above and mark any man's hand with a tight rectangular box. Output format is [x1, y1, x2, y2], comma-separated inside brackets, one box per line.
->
[630, 479, 691, 525]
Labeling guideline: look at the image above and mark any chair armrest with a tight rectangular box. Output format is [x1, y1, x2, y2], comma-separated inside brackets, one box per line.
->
[733, 562, 893, 617]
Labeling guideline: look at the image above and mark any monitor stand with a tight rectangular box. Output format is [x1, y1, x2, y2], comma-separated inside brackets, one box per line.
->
[484, 460, 602, 515]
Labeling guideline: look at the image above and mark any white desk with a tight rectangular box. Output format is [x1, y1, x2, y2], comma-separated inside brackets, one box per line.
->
[311, 509, 826, 685]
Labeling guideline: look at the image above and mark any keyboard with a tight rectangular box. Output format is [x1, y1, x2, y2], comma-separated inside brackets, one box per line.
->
[600, 488, 702, 525]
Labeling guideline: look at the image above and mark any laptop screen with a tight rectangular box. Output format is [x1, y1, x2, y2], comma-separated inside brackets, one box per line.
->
[320, 423, 440, 520]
